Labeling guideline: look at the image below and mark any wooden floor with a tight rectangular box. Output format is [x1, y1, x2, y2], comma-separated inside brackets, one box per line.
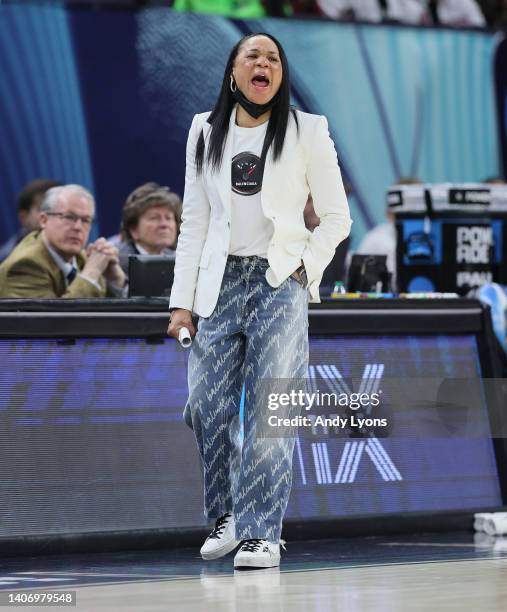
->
[2, 533, 507, 611]
[74, 559, 507, 612]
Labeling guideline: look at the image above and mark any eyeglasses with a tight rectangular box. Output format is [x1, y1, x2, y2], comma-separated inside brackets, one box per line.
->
[46, 212, 93, 227]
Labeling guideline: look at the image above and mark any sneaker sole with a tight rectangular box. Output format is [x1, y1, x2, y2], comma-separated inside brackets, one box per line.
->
[201, 538, 241, 561]
[234, 557, 280, 569]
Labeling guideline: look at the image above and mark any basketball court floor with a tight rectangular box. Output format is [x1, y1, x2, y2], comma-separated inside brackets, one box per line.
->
[1, 532, 507, 611]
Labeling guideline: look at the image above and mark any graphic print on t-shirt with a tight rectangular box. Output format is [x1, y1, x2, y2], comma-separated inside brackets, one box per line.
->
[231, 151, 263, 195]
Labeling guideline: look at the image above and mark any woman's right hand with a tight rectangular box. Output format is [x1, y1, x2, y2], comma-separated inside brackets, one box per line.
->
[167, 308, 196, 340]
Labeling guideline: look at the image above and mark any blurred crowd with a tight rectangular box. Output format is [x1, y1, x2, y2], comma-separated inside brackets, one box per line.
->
[171, 0, 501, 29]
[35, 0, 506, 29]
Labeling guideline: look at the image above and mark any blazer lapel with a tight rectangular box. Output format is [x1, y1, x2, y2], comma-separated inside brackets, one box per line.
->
[214, 105, 237, 219]
[261, 138, 275, 218]
[261, 114, 297, 217]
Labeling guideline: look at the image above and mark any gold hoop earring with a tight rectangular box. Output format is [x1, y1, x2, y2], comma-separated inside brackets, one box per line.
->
[230, 75, 237, 93]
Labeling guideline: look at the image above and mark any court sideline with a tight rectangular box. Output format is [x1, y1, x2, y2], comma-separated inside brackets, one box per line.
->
[1, 532, 507, 611]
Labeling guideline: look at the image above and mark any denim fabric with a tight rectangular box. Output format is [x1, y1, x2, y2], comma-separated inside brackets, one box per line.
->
[184, 255, 309, 543]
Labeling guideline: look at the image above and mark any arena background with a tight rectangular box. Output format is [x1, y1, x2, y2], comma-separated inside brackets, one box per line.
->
[0, 1, 505, 546]
[0, 4, 500, 247]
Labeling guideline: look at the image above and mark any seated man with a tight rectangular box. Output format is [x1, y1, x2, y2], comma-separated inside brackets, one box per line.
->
[353, 177, 422, 291]
[0, 178, 61, 262]
[355, 204, 396, 282]
[0, 184, 126, 298]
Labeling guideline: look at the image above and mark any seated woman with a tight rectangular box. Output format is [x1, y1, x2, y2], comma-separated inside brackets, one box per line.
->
[118, 182, 181, 276]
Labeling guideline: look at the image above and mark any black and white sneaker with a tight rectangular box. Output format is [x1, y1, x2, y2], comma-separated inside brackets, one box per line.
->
[234, 538, 285, 568]
[200, 513, 240, 560]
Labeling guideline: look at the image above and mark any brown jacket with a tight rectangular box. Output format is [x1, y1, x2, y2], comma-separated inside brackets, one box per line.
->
[0, 231, 106, 298]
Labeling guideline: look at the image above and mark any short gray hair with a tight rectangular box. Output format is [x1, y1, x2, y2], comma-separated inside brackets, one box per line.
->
[41, 184, 95, 213]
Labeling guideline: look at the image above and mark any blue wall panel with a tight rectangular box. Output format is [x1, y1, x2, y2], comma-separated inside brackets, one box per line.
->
[0, 4, 94, 239]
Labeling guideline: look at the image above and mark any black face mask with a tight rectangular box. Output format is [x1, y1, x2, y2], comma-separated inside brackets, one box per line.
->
[232, 86, 280, 120]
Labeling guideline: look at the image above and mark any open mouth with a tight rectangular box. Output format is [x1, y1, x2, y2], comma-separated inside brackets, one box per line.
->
[251, 74, 270, 89]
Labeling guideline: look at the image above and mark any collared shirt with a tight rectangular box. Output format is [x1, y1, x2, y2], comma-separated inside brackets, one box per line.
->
[44, 239, 79, 286]
[134, 243, 151, 256]
[134, 243, 176, 259]
[42, 235, 101, 291]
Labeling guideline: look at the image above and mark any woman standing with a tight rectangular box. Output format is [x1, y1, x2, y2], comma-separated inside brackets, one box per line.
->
[168, 32, 351, 568]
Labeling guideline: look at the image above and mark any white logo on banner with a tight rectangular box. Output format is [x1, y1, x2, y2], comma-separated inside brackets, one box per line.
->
[456, 226, 492, 264]
[295, 363, 403, 484]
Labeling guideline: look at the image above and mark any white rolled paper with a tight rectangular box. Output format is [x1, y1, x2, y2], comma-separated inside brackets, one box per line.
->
[178, 326, 192, 348]
[483, 512, 507, 536]
[474, 512, 494, 532]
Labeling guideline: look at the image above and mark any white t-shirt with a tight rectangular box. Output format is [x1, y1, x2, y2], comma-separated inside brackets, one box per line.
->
[229, 121, 273, 257]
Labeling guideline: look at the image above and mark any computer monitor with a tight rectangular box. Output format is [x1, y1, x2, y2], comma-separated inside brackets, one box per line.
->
[128, 255, 175, 298]
[347, 254, 390, 292]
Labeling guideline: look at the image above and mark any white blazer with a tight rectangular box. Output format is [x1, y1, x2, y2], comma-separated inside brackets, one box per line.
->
[169, 105, 352, 318]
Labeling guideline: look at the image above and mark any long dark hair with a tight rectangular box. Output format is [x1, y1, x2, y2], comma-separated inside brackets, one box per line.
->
[195, 32, 297, 174]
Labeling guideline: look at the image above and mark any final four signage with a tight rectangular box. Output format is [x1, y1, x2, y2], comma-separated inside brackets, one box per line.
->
[455, 225, 494, 289]
[456, 226, 493, 263]
[389, 182, 507, 293]
[449, 188, 491, 206]
[294, 363, 403, 485]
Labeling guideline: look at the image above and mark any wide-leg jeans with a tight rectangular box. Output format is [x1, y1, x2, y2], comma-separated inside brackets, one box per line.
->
[184, 255, 309, 543]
